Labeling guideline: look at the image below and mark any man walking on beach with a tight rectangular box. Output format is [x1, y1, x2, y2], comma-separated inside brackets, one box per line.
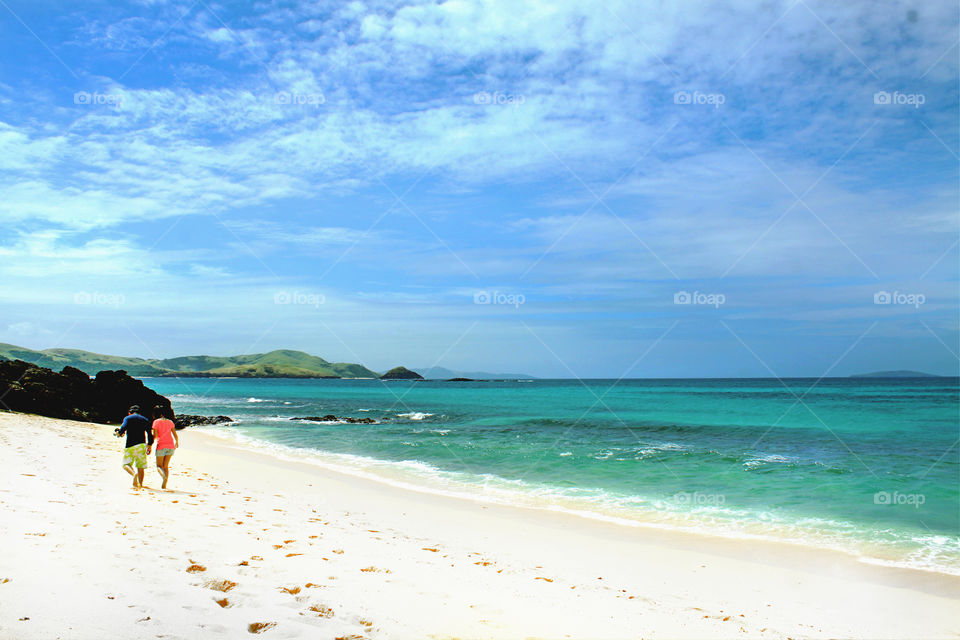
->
[117, 405, 153, 490]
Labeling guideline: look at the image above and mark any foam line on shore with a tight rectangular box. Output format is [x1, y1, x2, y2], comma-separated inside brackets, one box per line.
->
[196, 423, 960, 576]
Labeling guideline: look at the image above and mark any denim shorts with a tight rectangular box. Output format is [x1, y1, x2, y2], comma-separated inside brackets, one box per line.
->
[155, 448, 176, 457]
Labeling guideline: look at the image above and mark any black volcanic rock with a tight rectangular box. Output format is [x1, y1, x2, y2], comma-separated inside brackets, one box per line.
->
[447, 377, 475, 382]
[175, 414, 234, 429]
[380, 366, 424, 380]
[0, 360, 172, 424]
[291, 415, 377, 424]
[89, 369, 174, 424]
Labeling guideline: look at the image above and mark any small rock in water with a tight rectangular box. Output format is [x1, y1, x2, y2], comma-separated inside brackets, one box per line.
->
[174, 415, 234, 429]
[291, 415, 376, 424]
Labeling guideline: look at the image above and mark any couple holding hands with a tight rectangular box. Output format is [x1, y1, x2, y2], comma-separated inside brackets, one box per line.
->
[116, 404, 179, 490]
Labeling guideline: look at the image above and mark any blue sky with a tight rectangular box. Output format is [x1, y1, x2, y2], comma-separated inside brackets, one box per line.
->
[0, 0, 957, 377]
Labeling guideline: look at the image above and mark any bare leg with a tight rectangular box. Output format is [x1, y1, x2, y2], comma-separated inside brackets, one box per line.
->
[156, 456, 168, 488]
[124, 460, 138, 488]
[161, 455, 173, 489]
[137, 468, 145, 489]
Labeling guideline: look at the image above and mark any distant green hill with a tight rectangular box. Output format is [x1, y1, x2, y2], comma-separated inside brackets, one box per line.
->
[0, 343, 381, 379]
[0, 344, 166, 376]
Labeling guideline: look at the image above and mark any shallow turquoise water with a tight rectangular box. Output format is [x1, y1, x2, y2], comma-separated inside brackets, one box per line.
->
[146, 377, 960, 574]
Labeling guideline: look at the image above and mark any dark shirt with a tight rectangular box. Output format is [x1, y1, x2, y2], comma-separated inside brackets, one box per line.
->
[118, 413, 154, 448]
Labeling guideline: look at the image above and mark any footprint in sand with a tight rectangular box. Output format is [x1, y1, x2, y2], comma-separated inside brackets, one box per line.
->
[205, 579, 237, 593]
[248, 622, 276, 633]
[306, 604, 334, 618]
[359, 566, 391, 574]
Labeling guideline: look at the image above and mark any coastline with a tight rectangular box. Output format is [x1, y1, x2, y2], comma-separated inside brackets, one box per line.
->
[198, 420, 960, 578]
[1, 411, 957, 639]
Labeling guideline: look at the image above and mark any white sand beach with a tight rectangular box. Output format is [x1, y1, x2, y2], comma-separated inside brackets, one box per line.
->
[1, 412, 957, 639]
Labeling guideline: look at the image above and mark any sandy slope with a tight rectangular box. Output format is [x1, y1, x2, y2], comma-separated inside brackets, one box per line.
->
[0, 412, 957, 639]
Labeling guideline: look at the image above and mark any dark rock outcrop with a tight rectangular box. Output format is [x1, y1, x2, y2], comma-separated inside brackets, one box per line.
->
[291, 415, 377, 424]
[447, 377, 475, 382]
[175, 414, 234, 429]
[380, 366, 424, 380]
[0, 360, 172, 424]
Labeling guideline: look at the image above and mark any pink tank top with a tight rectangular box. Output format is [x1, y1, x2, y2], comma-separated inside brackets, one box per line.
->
[153, 419, 176, 449]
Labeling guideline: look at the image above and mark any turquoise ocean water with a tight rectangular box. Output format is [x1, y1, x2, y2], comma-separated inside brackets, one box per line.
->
[145, 377, 960, 575]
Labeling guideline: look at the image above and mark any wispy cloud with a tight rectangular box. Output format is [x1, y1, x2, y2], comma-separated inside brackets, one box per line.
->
[0, 0, 955, 375]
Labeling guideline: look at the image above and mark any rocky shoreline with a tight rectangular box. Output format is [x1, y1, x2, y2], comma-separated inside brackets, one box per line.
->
[0, 359, 172, 424]
[0, 360, 440, 432]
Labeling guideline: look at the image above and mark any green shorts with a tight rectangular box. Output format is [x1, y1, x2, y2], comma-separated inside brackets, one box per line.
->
[123, 443, 148, 469]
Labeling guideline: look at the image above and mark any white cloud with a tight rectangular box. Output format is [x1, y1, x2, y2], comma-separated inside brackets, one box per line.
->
[0, 0, 954, 375]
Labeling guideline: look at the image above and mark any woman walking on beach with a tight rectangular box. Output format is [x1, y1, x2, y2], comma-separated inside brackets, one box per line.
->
[152, 407, 179, 490]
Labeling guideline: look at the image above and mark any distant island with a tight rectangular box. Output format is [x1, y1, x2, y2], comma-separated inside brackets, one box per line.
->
[415, 366, 535, 380]
[380, 366, 425, 380]
[0, 343, 417, 380]
[849, 370, 943, 378]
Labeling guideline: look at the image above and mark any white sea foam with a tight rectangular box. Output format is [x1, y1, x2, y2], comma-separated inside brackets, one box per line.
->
[246, 397, 268, 403]
[397, 412, 433, 421]
[638, 442, 688, 458]
[743, 454, 800, 469]
[559, 452, 573, 457]
[190, 424, 960, 577]
[168, 394, 234, 406]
